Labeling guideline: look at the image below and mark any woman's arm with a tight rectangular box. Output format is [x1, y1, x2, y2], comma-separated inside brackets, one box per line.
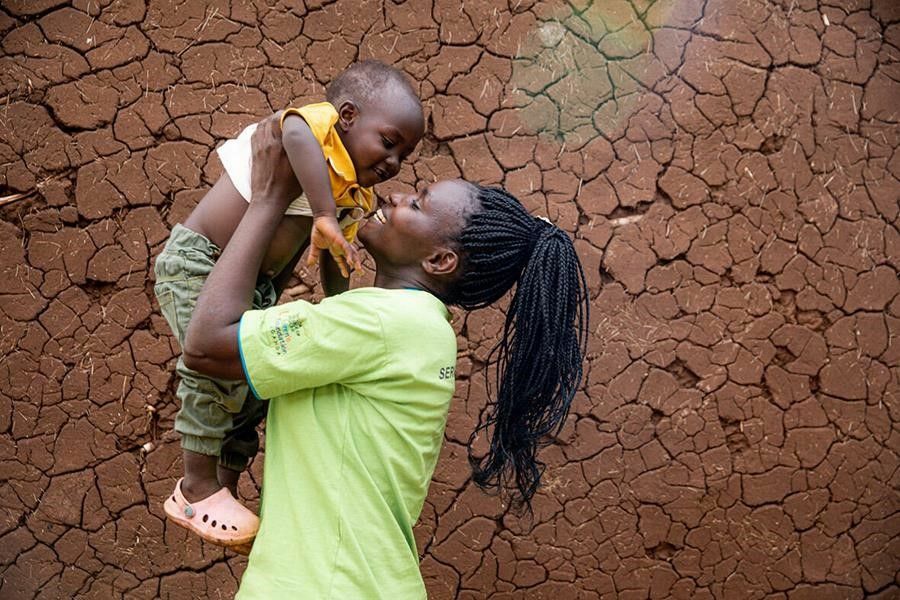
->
[271, 240, 306, 296]
[182, 116, 301, 379]
[320, 253, 351, 296]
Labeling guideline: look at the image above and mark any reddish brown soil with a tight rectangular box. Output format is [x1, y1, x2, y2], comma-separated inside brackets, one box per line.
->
[1, 1, 899, 598]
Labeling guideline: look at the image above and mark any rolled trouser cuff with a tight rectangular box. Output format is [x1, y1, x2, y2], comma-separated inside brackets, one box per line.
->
[179, 433, 223, 458]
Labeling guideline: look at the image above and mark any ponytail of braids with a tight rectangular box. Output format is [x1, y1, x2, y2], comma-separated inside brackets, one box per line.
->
[445, 185, 590, 511]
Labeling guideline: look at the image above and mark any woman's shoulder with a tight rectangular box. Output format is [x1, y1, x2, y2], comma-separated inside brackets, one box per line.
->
[331, 287, 453, 337]
[329, 287, 447, 311]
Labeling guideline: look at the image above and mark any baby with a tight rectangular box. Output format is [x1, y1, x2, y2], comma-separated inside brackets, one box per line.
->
[153, 60, 425, 551]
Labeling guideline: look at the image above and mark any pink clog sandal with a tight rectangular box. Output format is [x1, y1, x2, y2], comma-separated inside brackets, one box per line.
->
[231, 540, 254, 556]
[164, 478, 259, 548]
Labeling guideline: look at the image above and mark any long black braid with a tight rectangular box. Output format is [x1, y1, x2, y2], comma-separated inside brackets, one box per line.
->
[443, 185, 590, 510]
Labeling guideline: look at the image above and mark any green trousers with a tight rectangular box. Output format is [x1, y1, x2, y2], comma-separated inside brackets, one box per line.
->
[154, 224, 276, 471]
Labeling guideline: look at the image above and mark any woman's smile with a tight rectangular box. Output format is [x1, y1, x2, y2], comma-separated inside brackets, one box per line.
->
[364, 197, 389, 225]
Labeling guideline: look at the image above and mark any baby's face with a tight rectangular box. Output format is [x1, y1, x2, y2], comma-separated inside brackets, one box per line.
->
[341, 93, 424, 188]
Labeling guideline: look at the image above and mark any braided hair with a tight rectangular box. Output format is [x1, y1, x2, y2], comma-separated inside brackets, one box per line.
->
[444, 185, 590, 510]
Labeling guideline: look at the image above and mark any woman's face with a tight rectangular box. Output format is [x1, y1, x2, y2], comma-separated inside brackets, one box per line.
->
[358, 179, 474, 271]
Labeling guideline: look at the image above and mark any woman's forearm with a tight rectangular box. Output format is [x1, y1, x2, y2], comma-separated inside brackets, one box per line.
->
[320, 253, 350, 296]
[183, 116, 299, 379]
[271, 244, 305, 296]
[182, 202, 285, 378]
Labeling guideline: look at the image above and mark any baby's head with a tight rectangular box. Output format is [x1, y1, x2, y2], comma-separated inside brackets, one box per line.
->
[327, 60, 425, 188]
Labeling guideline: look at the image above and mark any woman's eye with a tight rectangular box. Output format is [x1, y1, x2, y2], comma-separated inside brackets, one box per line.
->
[382, 136, 395, 149]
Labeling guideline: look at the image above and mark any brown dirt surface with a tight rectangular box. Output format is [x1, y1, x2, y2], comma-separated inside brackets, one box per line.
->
[1, 1, 899, 598]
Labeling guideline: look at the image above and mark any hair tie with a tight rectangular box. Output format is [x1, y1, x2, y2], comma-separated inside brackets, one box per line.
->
[530, 215, 554, 250]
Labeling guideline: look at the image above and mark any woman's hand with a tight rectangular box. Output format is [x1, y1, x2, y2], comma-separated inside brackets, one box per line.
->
[250, 114, 303, 208]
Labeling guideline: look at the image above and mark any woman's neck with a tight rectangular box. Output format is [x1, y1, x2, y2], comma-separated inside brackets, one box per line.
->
[372, 267, 429, 293]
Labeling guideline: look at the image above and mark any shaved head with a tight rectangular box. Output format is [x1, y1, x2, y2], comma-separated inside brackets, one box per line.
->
[326, 59, 421, 116]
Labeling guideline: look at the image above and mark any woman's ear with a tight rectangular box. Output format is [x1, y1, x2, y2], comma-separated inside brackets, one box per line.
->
[422, 247, 459, 278]
[337, 101, 358, 132]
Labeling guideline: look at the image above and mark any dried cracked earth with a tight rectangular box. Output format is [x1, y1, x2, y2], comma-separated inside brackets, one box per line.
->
[1, 0, 899, 598]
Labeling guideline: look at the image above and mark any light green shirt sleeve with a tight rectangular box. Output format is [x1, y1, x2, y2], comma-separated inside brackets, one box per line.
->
[238, 295, 388, 399]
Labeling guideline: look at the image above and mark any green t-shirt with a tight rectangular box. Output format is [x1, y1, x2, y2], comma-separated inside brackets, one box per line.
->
[235, 288, 457, 599]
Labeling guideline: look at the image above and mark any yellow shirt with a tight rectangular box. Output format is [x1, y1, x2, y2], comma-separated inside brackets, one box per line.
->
[280, 102, 374, 243]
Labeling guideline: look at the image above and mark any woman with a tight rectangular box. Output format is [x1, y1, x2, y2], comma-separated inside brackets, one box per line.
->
[179, 116, 589, 598]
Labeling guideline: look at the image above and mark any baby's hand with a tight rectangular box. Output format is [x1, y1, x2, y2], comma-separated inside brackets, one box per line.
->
[308, 216, 361, 278]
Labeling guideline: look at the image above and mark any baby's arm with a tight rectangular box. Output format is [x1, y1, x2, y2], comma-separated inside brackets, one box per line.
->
[281, 114, 334, 219]
[281, 114, 359, 276]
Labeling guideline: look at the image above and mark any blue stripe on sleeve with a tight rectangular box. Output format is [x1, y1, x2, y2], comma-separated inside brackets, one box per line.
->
[238, 314, 263, 400]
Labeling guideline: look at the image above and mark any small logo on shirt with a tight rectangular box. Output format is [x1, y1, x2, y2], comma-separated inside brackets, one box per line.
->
[438, 365, 455, 380]
[267, 314, 303, 356]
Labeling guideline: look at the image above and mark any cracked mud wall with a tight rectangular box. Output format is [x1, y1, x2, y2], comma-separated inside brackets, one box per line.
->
[1, 0, 899, 598]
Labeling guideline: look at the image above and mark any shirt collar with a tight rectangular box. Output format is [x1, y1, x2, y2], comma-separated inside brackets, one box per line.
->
[326, 125, 357, 183]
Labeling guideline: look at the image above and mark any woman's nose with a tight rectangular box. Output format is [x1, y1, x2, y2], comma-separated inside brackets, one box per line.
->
[388, 192, 414, 207]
